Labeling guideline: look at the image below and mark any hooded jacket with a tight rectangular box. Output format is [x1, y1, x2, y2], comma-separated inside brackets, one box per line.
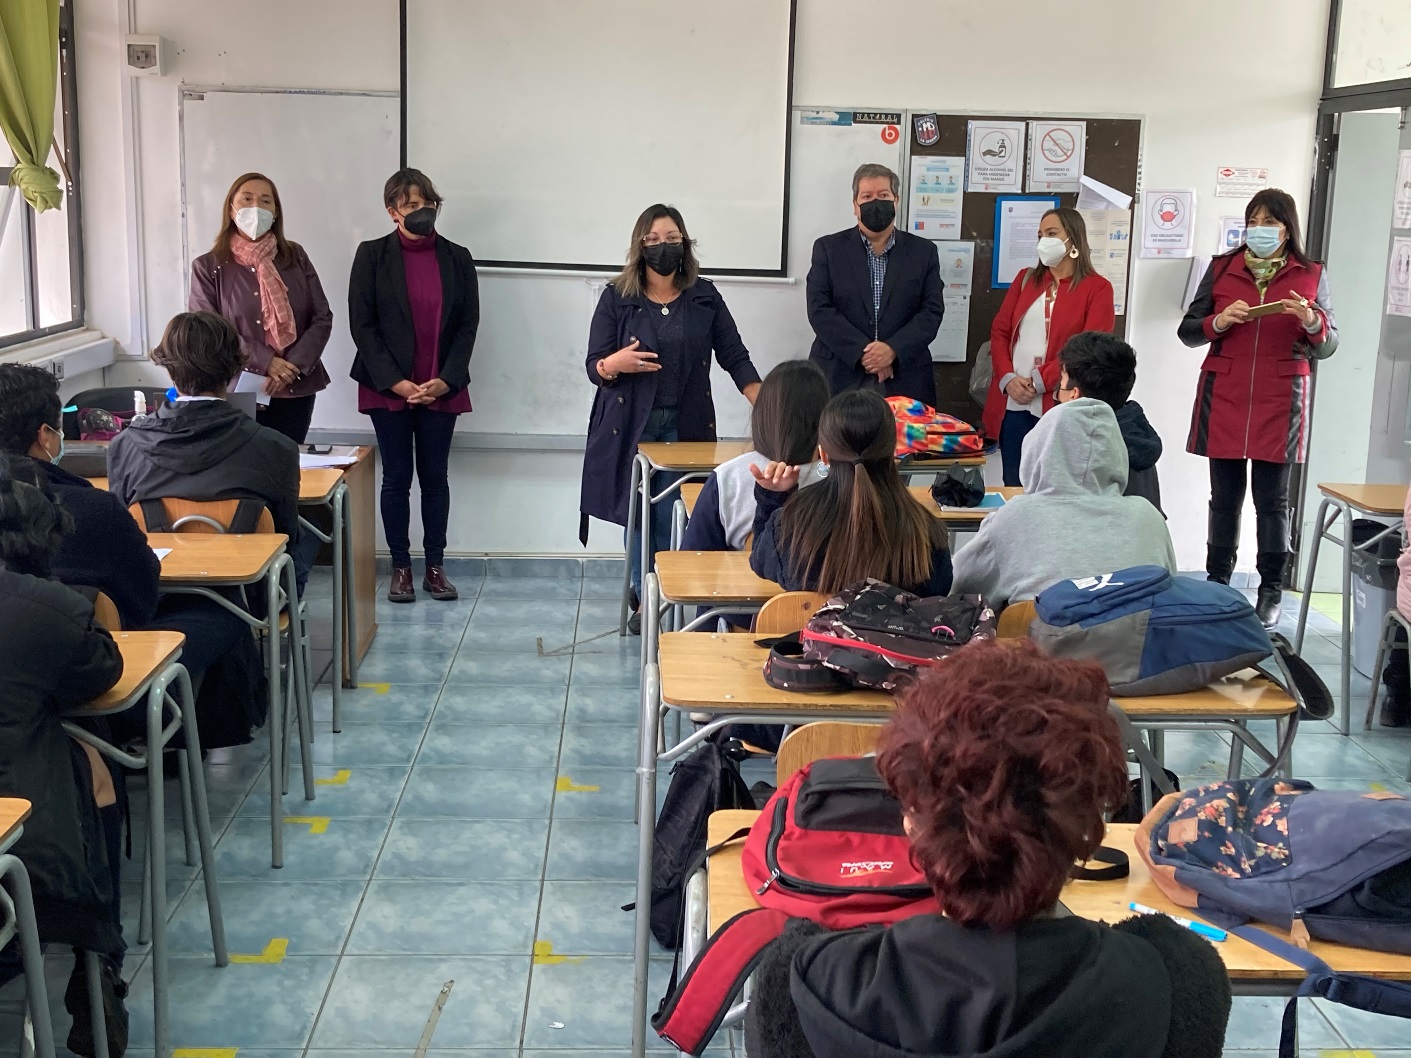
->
[106, 398, 300, 543]
[745, 912, 1231, 1058]
[1114, 400, 1163, 514]
[950, 398, 1176, 606]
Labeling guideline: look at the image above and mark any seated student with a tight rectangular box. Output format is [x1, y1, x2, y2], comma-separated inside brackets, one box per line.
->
[681, 359, 830, 552]
[0, 455, 130, 1058]
[745, 640, 1231, 1058]
[107, 311, 311, 590]
[1378, 483, 1411, 728]
[750, 389, 951, 595]
[1058, 330, 1163, 513]
[951, 397, 1176, 608]
[0, 364, 262, 749]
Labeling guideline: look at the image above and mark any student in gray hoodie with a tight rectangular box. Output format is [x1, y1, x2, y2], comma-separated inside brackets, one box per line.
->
[951, 397, 1176, 607]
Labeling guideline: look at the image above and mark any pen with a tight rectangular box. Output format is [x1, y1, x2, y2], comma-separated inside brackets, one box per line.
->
[1128, 902, 1227, 942]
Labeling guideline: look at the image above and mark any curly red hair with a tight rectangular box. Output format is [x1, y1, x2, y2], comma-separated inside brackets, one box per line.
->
[876, 639, 1129, 932]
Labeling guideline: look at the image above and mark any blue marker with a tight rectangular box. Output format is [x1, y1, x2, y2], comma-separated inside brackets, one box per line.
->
[1128, 902, 1227, 942]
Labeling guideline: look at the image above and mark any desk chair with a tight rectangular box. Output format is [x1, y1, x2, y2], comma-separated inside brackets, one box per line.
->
[128, 499, 315, 800]
[996, 600, 1037, 639]
[1364, 607, 1411, 780]
[774, 722, 880, 786]
[754, 591, 828, 636]
[91, 591, 122, 634]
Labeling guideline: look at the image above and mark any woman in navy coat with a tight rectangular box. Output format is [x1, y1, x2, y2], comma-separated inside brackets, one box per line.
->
[579, 204, 761, 625]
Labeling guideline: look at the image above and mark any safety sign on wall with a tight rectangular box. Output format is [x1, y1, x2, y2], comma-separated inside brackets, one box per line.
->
[1027, 120, 1086, 193]
[1140, 189, 1196, 259]
[966, 120, 1024, 194]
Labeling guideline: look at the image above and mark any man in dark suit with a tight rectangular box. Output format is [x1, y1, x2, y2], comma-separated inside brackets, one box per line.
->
[806, 163, 944, 405]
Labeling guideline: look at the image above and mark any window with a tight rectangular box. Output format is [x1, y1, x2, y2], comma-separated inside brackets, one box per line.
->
[1332, 0, 1411, 88]
[0, 0, 84, 350]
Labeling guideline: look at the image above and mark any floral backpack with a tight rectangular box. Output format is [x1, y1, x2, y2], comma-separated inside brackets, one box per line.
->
[885, 397, 984, 458]
[1138, 778, 1411, 1057]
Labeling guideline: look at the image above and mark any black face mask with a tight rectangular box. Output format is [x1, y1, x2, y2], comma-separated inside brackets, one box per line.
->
[858, 199, 896, 234]
[643, 242, 685, 277]
[403, 206, 437, 237]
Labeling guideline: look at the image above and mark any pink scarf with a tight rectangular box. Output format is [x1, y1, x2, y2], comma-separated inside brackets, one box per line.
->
[229, 233, 298, 353]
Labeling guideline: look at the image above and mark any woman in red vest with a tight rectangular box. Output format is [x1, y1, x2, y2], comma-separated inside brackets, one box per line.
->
[1179, 189, 1337, 628]
[983, 208, 1116, 485]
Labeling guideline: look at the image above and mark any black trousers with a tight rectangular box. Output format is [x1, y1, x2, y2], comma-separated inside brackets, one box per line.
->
[1208, 458, 1292, 554]
[256, 393, 317, 445]
[368, 407, 458, 568]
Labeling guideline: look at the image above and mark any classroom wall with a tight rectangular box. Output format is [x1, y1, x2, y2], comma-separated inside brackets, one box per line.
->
[73, 0, 1333, 563]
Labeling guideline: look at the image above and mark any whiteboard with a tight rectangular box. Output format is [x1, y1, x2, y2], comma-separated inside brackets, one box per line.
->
[178, 87, 399, 435]
[405, 0, 793, 273]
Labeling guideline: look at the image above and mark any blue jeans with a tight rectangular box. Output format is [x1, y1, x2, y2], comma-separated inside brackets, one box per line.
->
[629, 408, 680, 594]
[999, 409, 1040, 487]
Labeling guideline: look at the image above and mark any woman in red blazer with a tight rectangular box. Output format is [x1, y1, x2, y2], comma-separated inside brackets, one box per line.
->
[983, 208, 1116, 485]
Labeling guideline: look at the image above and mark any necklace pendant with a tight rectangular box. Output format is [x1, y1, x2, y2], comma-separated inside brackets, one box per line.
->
[661, 305, 669, 316]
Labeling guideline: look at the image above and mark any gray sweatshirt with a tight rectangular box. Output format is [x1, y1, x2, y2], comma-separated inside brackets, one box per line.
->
[951, 398, 1178, 606]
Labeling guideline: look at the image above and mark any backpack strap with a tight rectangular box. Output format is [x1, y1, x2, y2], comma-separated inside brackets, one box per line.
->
[1228, 924, 1411, 1058]
[227, 498, 268, 534]
[1071, 845, 1129, 881]
[652, 907, 790, 1055]
[139, 498, 174, 533]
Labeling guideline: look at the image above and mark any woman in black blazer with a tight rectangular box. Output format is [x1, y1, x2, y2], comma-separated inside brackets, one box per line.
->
[349, 169, 479, 604]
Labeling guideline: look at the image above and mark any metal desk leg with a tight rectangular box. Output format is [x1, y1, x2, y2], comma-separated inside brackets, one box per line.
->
[632, 661, 663, 1058]
[1338, 503, 1354, 735]
[1293, 498, 1336, 653]
[341, 484, 360, 689]
[173, 662, 229, 968]
[620, 456, 643, 636]
[0, 850, 56, 1058]
[639, 457, 654, 665]
[284, 560, 317, 803]
[146, 676, 170, 1058]
[267, 558, 286, 869]
[331, 482, 346, 729]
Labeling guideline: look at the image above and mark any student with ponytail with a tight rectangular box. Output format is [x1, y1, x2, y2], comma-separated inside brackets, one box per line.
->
[749, 389, 951, 595]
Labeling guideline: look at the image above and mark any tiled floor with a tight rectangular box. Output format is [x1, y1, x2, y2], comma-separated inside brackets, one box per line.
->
[3, 565, 1410, 1057]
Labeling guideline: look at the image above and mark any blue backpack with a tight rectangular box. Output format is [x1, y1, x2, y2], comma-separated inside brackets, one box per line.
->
[1141, 778, 1411, 1057]
[1030, 565, 1272, 695]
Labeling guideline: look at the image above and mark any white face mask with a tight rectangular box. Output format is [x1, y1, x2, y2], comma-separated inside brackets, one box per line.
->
[1037, 236, 1070, 268]
[234, 206, 275, 240]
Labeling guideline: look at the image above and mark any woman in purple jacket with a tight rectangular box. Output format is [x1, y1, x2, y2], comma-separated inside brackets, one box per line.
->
[189, 172, 333, 444]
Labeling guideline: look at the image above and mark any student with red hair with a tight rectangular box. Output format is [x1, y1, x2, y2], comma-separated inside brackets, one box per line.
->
[745, 641, 1231, 1058]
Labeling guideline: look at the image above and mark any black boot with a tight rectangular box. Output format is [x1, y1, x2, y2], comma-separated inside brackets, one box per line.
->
[65, 955, 128, 1058]
[1206, 546, 1237, 585]
[1254, 551, 1289, 630]
[1381, 630, 1411, 728]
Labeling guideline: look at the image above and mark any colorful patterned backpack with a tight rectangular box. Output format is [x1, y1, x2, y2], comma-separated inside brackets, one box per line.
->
[885, 397, 984, 458]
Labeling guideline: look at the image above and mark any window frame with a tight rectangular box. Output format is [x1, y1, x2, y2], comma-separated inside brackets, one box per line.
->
[0, 0, 85, 351]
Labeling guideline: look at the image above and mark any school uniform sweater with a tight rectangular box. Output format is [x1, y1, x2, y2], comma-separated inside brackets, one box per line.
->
[681, 451, 826, 552]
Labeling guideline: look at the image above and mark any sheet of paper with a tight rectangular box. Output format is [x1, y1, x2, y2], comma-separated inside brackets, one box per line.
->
[928, 295, 970, 363]
[1183, 257, 1212, 312]
[1140, 189, 1196, 259]
[907, 155, 964, 240]
[1219, 216, 1247, 253]
[992, 196, 1059, 287]
[1395, 151, 1411, 229]
[966, 120, 1025, 193]
[152, 548, 172, 561]
[299, 453, 361, 469]
[940, 492, 1005, 513]
[1076, 175, 1132, 211]
[1027, 120, 1086, 193]
[1215, 166, 1269, 199]
[1077, 208, 1132, 315]
[233, 370, 272, 407]
[934, 241, 975, 296]
[1389, 237, 1411, 318]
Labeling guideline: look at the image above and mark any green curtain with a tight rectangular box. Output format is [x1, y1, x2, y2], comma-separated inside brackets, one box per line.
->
[0, 0, 60, 212]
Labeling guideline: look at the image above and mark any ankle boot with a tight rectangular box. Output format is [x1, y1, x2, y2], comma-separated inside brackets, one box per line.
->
[1254, 551, 1289, 630]
[422, 566, 459, 601]
[388, 565, 416, 603]
[1206, 546, 1238, 585]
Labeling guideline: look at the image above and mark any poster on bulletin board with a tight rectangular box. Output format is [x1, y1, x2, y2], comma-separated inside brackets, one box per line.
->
[992, 195, 1059, 287]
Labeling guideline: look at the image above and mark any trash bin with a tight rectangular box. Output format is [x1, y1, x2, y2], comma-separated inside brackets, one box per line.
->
[1351, 518, 1402, 678]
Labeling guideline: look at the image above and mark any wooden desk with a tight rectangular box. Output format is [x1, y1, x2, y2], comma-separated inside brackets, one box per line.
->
[1295, 481, 1409, 738]
[659, 632, 892, 715]
[908, 485, 1021, 523]
[148, 532, 287, 584]
[0, 798, 32, 850]
[84, 631, 186, 714]
[1116, 670, 1296, 720]
[681, 482, 703, 518]
[703, 816, 1411, 983]
[656, 551, 780, 607]
[639, 441, 752, 471]
[87, 476, 108, 491]
[298, 468, 344, 503]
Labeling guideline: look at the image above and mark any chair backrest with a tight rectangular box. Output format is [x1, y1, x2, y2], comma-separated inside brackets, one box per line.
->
[92, 591, 121, 632]
[997, 599, 1038, 640]
[755, 590, 829, 635]
[128, 497, 275, 535]
[775, 722, 881, 786]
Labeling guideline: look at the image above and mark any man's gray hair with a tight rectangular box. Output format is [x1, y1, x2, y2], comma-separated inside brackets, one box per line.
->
[852, 163, 900, 200]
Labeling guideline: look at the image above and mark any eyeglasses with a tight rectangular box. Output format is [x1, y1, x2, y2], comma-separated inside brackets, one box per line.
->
[643, 234, 686, 246]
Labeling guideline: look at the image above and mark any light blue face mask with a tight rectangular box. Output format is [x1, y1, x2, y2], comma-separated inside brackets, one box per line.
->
[44, 423, 65, 465]
[1245, 225, 1284, 259]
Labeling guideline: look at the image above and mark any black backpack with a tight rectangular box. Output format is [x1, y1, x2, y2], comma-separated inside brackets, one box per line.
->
[640, 737, 754, 949]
